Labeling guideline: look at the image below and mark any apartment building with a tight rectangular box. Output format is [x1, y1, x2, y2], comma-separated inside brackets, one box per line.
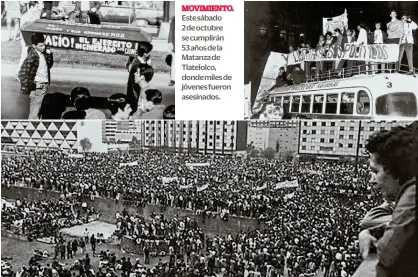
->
[247, 120, 299, 154]
[299, 120, 413, 156]
[104, 120, 248, 155]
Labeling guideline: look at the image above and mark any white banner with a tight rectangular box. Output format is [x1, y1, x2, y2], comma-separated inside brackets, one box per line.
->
[274, 180, 299, 190]
[323, 9, 348, 35]
[287, 44, 399, 65]
[186, 162, 210, 168]
[257, 52, 288, 93]
[244, 83, 252, 119]
[162, 177, 178, 185]
[180, 184, 192, 190]
[197, 184, 209, 192]
[119, 161, 138, 167]
[284, 192, 295, 200]
[68, 154, 83, 158]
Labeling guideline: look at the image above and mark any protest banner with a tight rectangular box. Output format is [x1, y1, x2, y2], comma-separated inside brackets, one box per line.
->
[274, 180, 299, 190]
[287, 44, 399, 65]
[68, 153, 83, 158]
[119, 161, 138, 167]
[162, 177, 178, 185]
[323, 9, 348, 35]
[257, 52, 288, 93]
[20, 19, 152, 56]
[197, 184, 209, 192]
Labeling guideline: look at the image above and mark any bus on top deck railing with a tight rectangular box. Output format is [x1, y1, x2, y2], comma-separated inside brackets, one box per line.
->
[267, 63, 418, 120]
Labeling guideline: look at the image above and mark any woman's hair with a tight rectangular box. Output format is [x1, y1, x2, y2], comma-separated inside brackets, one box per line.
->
[108, 93, 129, 116]
[365, 122, 418, 183]
[145, 89, 162, 105]
[62, 110, 86, 120]
[163, 105, 175, 120]
[137, 41, 153, 57]
[70, 87, 90, 105]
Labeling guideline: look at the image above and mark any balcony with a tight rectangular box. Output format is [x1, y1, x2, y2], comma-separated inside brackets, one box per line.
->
[352, 254, 377, 277]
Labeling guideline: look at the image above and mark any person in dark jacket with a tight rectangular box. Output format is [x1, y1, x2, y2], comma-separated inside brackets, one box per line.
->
[90, 234, 96, 253]
[126, 41, 153, 114]
[18, 33, 54, 119]
[359, 123, 417, 277]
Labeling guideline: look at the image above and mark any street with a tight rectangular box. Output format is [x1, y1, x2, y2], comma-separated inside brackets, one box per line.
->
[1, 63, 175, 119]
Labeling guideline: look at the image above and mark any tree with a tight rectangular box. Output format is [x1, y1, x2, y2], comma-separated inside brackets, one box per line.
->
[249, 149, 260, 158]
[281, 150, 294, 162]
[263, 147, 276, 160]
[80, 138, 92, 152]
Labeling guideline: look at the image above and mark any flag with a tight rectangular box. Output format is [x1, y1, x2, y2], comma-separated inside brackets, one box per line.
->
[323, 9, 348, 35]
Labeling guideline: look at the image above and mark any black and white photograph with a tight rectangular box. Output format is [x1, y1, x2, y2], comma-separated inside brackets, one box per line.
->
[244, 2, 418, 120]
[1, 119, 417, 277]
[1, 1, 176, 120]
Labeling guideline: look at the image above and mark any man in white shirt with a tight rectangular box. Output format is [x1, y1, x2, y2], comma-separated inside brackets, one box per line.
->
[373, 22, 387, 73]
[356, 23, 368, 74]
[399, 14, 417, 74]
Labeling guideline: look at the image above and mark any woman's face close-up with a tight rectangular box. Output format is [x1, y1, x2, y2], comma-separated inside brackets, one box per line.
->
[369, 153, 399, 199]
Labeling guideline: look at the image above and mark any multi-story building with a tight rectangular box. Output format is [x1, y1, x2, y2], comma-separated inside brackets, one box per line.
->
[104, 120, 248, 155]
[247, 120, 299, 154]
[1, 121, 78, 151]
[299, 120, 413, 157]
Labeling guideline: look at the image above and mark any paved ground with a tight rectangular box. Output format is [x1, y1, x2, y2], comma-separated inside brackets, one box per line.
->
[1, 63, 174, 119]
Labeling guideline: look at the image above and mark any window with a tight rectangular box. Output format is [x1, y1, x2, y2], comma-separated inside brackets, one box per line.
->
[349, 135, 354, 139]
[320, 146, 333, 151]
[310, 146, 315, 150]
[331, 122, 335, 127]
[325, 94, 338, 114]
[304, 122, 308, 126]
[340, 126, 345, 131]
[330, 130, 335, 135]
[357, 90, 371, 115]
[283, 96, 290, 113]
[321, 130, 325, 135]
[340, 92, 355, 114]
[321, 122, 326, 127]
[376, 92, 417, 117]
[302, 146, 306, 150]
[348, 143, 353, 148]
[313, 122, 317, 126]
[301, 95, 311, 113]
[312, 130, 316, 135]
[350, 126, 354, 131]
[370, 127, 375, 131]
[320, 138, 325, 143]
[303, 130, 307, 134]
[330, 139, 334, 143]
[313, 95, 324, 113]
[302, 138, 307, 142]
[339, 135, 344, 139]
[291, 96, 300, 112]
[339, 143, 343, 147]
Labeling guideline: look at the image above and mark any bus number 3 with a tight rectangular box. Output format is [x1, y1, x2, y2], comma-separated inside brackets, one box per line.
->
[387, 82, 392, 88]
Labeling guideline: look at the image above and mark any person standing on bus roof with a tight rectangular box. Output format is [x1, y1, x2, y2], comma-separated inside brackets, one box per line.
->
[356, 23, 368, 75]
[399, 14, 417, 75]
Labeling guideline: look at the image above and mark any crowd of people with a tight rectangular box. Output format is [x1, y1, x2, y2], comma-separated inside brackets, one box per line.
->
[2, 1, 175, 120]
[2, 149, 383, 277]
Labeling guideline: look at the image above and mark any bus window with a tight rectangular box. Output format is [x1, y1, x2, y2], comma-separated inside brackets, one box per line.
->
[283, 96, 290, 113]
[376, 92, 417, 117]
[291, 96, 300, 112]
[275, 96, 282, 105]
[340, 93, 355, 114]
[313, 95, 324, 113]
[301, 95, 311, 113]
[357, 90, 371, 115]
[325, 94, 338, 114]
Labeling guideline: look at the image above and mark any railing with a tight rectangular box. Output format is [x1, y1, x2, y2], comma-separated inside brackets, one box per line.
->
[305, 63, 416, 83]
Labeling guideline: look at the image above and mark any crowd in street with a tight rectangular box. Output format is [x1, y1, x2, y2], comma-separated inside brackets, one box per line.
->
[2, 150, 382, 276]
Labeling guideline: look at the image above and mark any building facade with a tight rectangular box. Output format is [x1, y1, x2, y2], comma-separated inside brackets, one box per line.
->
[299, 120, 413, 156]
[247, 120, 300, 154]
[104, 120, 248, 155]
[1, 121, 78, 151]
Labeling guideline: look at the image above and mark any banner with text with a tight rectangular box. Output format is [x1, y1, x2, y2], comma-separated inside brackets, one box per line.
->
[323, 9, 348, 35]
[43, 34, 139, 55]
[287, 44, 399, 65]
